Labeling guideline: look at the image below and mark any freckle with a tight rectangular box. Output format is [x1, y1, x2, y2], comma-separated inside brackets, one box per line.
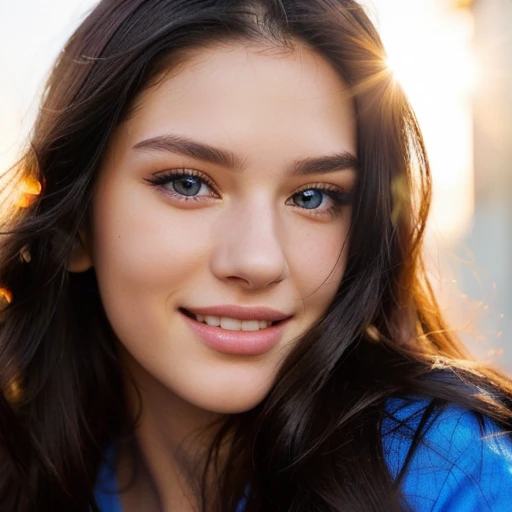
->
[483, 305, 489, 311]
[497, 331, 503, 338]
[500, 313, 505, 319]
[497, 348, 505, 357]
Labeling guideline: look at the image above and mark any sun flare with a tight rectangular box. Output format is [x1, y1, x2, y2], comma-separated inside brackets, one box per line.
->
[372, 0, 476, 240]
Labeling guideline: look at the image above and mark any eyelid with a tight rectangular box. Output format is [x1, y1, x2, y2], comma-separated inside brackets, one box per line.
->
[286, 182, 354, 217]
[292, 182, 349, 196]
[293, 182, 355, 207]
[146, 168, 219, 195]
[145, 170, 353, 209]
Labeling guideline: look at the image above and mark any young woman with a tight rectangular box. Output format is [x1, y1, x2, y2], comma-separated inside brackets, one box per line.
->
[1, 0, 511, 511]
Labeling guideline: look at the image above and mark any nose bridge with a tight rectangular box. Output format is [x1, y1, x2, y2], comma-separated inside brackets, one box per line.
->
[210, 196, 289, 288]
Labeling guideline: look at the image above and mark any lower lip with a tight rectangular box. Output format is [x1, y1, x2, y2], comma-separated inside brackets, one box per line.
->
[180, 311, 288, 355]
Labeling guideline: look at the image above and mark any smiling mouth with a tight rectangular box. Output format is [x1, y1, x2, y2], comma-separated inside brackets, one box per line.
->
[179, 308, 283, 332]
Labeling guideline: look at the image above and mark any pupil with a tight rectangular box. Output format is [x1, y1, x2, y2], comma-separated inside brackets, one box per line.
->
[296, 189, 322, 209]
[173, 177, 201, 196]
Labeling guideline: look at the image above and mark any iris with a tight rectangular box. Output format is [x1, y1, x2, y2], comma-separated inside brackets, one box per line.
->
[173, 176, 202, 196]
[294, 189, 323, 209]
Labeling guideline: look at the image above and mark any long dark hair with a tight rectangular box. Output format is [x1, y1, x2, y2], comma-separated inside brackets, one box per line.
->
[1, 0, 511, 510]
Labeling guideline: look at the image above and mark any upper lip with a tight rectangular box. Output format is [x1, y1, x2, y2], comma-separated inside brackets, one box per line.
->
[183, 305, 292, 322]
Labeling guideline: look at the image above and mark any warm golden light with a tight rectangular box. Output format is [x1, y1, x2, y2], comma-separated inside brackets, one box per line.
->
[17, 176, 42, 208]
[372, 0, 476, 240]
[0, 288, 13, 306]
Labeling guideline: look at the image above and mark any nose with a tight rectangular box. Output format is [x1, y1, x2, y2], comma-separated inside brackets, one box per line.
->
[209, 199, 289, 290]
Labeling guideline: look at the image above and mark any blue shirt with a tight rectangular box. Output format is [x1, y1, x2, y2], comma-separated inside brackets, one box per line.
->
[95, 397, 512, 511]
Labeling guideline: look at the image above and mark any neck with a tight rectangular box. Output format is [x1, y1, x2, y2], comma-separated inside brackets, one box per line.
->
[117, 351, 225, 512]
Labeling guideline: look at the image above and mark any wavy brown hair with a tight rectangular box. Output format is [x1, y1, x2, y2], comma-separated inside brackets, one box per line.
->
[1, 0, 511, 510]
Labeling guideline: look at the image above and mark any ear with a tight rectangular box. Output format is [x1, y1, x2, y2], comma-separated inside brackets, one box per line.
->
[67, 228, 93, 273]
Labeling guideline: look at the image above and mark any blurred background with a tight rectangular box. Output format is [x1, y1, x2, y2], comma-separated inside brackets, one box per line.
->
[0, 0, 510, 372]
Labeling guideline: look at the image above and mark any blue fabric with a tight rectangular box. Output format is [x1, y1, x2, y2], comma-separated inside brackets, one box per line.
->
[94, 444, 122, 512]
[95, 397, 512, 511]
[382, 396, 512, 511]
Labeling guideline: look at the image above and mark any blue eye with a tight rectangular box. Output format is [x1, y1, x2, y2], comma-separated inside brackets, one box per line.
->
[146, 171, 352, 217]
[293, 189, 324, 209]
[172, 176, 202, 196]
[145, 170, 216, 200]
[288, 186, 353, 218]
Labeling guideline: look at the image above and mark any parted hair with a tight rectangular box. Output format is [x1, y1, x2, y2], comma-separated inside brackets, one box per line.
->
[1, 1, 511, 510]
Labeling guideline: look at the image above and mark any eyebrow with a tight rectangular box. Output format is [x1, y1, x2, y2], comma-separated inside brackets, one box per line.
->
[133, 134, 358, 176]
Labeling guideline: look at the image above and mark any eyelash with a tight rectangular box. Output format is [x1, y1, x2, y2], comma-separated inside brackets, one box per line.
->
[145, 169, 218, 200]
[144, 169, 353, 218]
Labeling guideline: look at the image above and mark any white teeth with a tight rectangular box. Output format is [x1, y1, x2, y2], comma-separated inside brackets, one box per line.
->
[220, 317, 242, 330]
[193, 313, 273, 331]
[241, 320, 260, 331]
[205, 315, 220, 327]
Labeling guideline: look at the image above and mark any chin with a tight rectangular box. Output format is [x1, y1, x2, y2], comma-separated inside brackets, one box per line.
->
[185, 385, 271, 415]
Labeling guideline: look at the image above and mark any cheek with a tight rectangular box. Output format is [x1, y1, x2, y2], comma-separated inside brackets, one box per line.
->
[91, 181, 211, 281]
[88, 180, 214, 332]
[288, 217, 350, 313]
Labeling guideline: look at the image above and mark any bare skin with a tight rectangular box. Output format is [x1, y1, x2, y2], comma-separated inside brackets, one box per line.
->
[71, 41, 357, 511]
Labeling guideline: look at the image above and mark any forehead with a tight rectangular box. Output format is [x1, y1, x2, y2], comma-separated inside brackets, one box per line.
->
[114, 42, 357, 162]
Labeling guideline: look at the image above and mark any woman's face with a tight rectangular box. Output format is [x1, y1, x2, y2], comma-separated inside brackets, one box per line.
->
[84, 42, 357, 414]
